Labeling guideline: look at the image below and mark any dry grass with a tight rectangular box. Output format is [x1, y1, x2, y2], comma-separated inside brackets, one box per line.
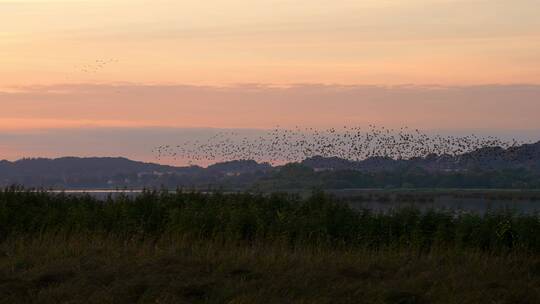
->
[2, 189, 540, 303]
[1, 235, 540, 304]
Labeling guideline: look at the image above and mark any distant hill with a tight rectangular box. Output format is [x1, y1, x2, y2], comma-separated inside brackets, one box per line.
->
[299, 141, 540, 172]
[1, 141, 539, 189]
[0, 157, 272, 189]
[0, 157, 183, 188]
[301, 156, 356, 171]
[0, 157, 178, 177]
[207, 160, 272, 175]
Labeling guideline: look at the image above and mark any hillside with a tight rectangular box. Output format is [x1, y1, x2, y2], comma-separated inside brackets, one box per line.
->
[1, 141, 539, 189]
[0, 157, 179, 177]
[0, 157, 271, 189]
[300, 141, 540, 172]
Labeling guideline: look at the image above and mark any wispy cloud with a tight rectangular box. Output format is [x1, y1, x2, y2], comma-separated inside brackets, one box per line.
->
[1, 83, 540, 131]
[2, 0, 539, 86]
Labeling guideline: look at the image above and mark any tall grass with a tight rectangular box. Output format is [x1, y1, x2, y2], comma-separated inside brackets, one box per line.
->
[3, 235, 540, 304]
[1, 186, 540, 253]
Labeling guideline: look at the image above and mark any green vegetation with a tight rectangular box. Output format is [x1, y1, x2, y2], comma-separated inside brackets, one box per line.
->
[3, 187, 540, 252]
[256, 164, 540, 190]
[3, 236, 540, 304]
[1, 187, 540, 303]
[4, 156, 540, 190]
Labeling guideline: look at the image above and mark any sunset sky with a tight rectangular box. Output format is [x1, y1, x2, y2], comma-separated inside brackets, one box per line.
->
[1, 0, 540, 163]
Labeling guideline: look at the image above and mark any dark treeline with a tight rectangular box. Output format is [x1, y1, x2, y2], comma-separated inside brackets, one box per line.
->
[2, 187, 540, 253]
[256, 164, 540, 190]
[2, 143, 540, 190]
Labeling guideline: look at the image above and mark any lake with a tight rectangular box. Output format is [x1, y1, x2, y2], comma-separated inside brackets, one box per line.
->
[55, 188, 540, 215]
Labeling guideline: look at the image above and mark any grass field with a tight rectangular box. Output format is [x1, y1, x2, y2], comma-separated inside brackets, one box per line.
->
[1, 187, 540, 303]
[2, 236, 540, 304]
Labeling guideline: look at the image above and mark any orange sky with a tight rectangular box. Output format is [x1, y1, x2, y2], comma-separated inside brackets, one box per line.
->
[1, 1, 540, 161]
[2, 0, 540, 87]
[2, 83, 540, 130]
[2, 82, 540, 163]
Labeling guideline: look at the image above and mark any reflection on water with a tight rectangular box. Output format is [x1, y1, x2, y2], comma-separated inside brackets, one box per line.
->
[56, 189, 540, 215]
[334, 190, 540, 214]
[346, 196, 540, 215]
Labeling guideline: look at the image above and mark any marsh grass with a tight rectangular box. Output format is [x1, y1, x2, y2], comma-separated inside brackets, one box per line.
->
[1, 235, 540, 303]
[1, 187, 540, 303]
[2, 187, 540, 252]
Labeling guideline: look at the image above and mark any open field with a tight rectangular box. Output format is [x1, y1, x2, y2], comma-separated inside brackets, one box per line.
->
[1, 187, 540, 303]
[2, 236, 540, 304]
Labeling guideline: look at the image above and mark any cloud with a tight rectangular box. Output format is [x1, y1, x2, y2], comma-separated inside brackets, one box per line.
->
[1, 125, 539, 166]
[3, 81, 540, 162]
[0, 127, 267, 164]
[2, 82, 540, 164]
[1, 83, 540, 131]
[3, 0, 539, 86]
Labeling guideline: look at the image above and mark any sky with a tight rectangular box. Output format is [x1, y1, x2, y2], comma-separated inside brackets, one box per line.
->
[1, 0, 540, 164]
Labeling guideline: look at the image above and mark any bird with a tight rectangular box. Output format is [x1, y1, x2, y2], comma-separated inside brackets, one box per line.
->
[152, 125, 531, 171]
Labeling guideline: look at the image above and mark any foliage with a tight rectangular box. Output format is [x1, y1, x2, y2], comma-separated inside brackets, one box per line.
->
[257, 166, 540, 190]
[2, 236, 540, 304]
[2, 187, 540, 253]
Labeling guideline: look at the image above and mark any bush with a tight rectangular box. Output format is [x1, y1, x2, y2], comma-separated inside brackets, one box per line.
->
[1, 187, 540, 252]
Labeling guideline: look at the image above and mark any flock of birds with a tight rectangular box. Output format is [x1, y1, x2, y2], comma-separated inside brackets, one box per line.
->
[153, 125, 532, 166]
[78, 58, 119, 74]
[65, 58, 120, 80]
